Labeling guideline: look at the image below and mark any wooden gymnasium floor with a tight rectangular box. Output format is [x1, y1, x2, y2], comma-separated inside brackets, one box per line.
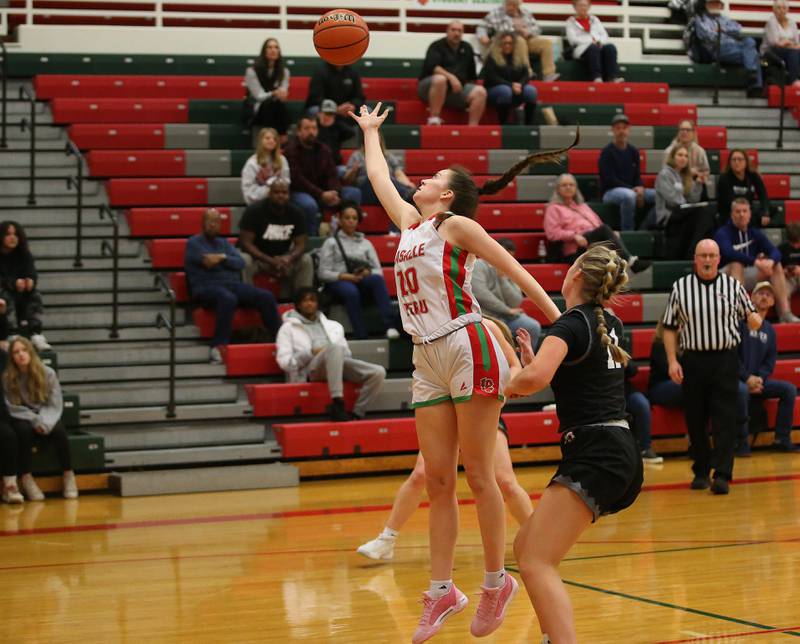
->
[1, 453, 799, 643]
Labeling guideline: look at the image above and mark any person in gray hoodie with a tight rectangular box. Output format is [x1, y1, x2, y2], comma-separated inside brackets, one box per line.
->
[3, 336, 77, 501]
[276, 288, 386, 421]
[470, 238, 541, 346]
[317, 203, 400, 340]
[655, 144, 714, 260]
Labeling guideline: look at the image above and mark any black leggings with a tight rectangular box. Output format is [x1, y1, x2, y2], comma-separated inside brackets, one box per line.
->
[7, 418, 72, 474]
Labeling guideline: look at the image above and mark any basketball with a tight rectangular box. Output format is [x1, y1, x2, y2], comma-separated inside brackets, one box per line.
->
[313, 9, 370, 66]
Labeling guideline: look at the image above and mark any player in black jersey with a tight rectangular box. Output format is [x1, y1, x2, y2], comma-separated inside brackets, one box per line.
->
[505, 244, 643, 644]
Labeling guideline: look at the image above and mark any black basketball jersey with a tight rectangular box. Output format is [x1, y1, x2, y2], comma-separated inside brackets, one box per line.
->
[547, 303, 627, 432]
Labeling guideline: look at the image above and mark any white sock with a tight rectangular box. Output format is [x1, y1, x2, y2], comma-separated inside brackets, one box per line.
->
[484, 569, 506, 589]
[428, 579, 452, 599]
[380, 527, 398, 540]
[542, 635, 552, 644]
[3, 476, 16, 487]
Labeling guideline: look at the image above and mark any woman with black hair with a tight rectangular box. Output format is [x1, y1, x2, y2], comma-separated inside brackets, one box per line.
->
[350, 102, 568, 643]
[244, 38, 290, 140]
[716, 149, 771, 226]
[0, 222, 49, 351]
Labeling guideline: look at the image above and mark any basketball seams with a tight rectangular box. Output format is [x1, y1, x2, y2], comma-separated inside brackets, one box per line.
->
[315, 34, 370, 52]
[313, 9, 369, 65]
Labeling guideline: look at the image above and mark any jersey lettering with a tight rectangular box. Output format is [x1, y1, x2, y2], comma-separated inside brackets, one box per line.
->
[395, 243, 426, 264]
[396, 267, 420, 297]
[606, 328, 622, 370]
[403, 300, 429, 316]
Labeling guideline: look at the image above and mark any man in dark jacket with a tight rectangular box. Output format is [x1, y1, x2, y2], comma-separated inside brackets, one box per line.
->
[185, 208, 281, 363]
[736, 281, 799, 453]
[714, 198, 799, 323]
[418, 20, 487, 126]
[304, 61, 365, 118]
[284, 117, 361, 236]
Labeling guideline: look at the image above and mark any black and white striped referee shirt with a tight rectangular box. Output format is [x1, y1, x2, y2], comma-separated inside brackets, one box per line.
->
[662, 273, 756, 351]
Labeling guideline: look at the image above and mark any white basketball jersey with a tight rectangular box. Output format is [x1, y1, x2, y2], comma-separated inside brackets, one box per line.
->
[394, 213, 482, 339]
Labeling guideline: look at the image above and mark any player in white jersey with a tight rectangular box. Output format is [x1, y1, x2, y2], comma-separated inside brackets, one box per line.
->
[350, 103, 572, 643]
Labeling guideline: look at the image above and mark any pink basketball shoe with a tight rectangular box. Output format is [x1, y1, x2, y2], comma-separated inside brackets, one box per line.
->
[470, 573, 519, 637]
[411, 585, 468, 643]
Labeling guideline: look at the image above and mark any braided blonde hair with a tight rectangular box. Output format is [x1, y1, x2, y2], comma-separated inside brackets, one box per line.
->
[576, 244, 631, 365]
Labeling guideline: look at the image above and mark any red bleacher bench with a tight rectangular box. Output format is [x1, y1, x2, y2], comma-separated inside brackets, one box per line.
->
[631, 327, 656, 359]
[531, 81, 669, 104]
[273, 417, 418, 457]
[403, 149, 490, 174]
[651, 405, 687, 436]
[476, 203, 546, 231]
[771, 359, 800, 386]
[108, 178, 208, 206]
[69, 124, 167, 150]
[502, 411, 560, 444]
[523, 263, 569, 292]
[246, 382, 362, 417]
[420, 126, 504, 150]
[35, 74, 244, 100]
[623, 104, 697, 126]
[88, 150, 187, 178]
[775, 323, 800, 352]
[785, 201, 800, 224]
[127, 207, 232, 237]
[192, 303, 292, 338]
[696, 126, 727, 150]
[223, 343, 281, 376]
[52, 98, 190, 124]
[768, 84, 800, 108]
[761, 175, 791, 199]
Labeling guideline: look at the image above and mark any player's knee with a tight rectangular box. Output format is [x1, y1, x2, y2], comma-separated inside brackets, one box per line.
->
[408, 467, 427, 490]
[464, 467, 493, 496]
[495, 473, 517, 499]
[425, 469, 456, 497]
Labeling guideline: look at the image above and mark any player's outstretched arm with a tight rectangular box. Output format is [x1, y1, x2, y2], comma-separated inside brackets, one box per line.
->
[505, 336, 568, 397]
[442, 216, 561, 322]
[350, 103, 420, 231]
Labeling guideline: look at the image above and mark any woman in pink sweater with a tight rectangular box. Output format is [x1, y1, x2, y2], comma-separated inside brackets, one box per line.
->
[543, 173, 649, 273]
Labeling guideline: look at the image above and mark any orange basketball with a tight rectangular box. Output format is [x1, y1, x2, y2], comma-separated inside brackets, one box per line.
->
[313, 9, 370, 66]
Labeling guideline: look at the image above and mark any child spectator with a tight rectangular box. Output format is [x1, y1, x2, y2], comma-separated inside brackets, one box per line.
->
[244, 38, 290, 140]
[4, 336, 77, 500]
[480, 32, 539, 125]
[317, 203, 399, 340]
[240, 127, 290, 206]
[716, 149, 770, 226]
[0, 221, 50, 351]
[566, 0, 624, 82]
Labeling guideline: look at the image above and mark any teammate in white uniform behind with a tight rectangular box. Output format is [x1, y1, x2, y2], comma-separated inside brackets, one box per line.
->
[350, 103, 567, 644]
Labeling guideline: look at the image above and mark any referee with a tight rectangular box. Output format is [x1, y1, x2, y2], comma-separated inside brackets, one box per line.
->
[662, 239, 762, 495]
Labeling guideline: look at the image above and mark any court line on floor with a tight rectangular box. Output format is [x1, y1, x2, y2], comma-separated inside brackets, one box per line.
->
[559, 579, 800, 639]
[2, 471, 800, 539]
[656, 625, 800, 643]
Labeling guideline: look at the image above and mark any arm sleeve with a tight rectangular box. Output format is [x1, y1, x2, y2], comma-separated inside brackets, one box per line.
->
[695, 146, 711, 175]
[286, 149, 323, 199]
[244, 67, 270, 102]
[633, 148, 643, 187]
[543, 205, 578, 242]
[275, 325, 298, 374]
[760, 327, 777, 380]
[715, 228, 755, 266]
[764, 16, 781, 47]
[365, 241, 382, 272]
[241, 159, 269, 205]
[662, 285, 682, 329]
[317, 238, 343, 283]
[736, 281, 758, 318]
[655, 168, 686, 208]
[752, 172, 771, 220]
[465, 43, 478, 82]
[471, 262, 513, 316]
[499, 276, 524, 308]
[480, 58, 509, 87]
[279, 68, 290, 93]
[184, 236, 205, 269]
[37, 369, 63, 433]
[565, 18, 582, 46]
[476, 12, 492, 40]
[716, 174, 734, 220]
[756, 230, 783, 264]
[598, 148, 623, 191]
[222, 239, 246, 271]
[527, 10, 542, 37]
[594, 17, 610, 43]
[422, 43, 443, 77]
[694, 15, 716, 46]
[4, 396, 39, 425]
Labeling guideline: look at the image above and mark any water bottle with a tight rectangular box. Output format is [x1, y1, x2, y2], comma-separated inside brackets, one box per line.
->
[537, 239, 547, 264]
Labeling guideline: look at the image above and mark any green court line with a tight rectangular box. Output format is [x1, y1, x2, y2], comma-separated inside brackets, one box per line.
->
[560, 579, 800, 638]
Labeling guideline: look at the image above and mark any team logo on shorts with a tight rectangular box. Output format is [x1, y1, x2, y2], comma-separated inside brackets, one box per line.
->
[479, 377, 495, 394]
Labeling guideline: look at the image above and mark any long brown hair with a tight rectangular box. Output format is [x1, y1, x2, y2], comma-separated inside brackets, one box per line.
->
[576, 244, 631, 365]
[665, 144, 694, 196]
[3, 336, 49, 405]
[255, 127, 283, 171]
[447, 130, 580, 218]
[489, 31, 530, 70]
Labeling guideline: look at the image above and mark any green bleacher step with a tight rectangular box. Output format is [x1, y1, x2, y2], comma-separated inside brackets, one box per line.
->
[652, 261, 693, 288]
[31, 430, 105, 475]
[62, 393, 81, 428]
[619, 231, 655, 258]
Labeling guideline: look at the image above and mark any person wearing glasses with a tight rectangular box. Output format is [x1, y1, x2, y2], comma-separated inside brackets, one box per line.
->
[663, 120, 711, 188]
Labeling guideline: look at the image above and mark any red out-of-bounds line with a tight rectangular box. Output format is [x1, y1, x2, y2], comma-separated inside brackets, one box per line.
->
[2, 472, 800, 540]
[656, 624, 800, 642]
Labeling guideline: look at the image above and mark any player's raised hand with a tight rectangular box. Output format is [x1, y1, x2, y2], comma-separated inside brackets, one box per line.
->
[516, 328, 535, 366]
[349, 102, 390, 131]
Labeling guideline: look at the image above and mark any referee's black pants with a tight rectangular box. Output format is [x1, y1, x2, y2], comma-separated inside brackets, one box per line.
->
[680, 349, 739, 481]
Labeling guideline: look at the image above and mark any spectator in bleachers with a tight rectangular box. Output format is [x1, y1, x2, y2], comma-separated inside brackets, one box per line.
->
[343, 132, 415, 206]
[305, 61, 365, 119]
[476, 0, 560, 82]
[647, 321, 684, 409]
[240, 127, 290, 206]
[317, 99, 356, 169]
[284, 116, 362, 236]
[0, 222, 50, 352]
[471, 238, 542, 347]
[3, 336, 77, 500]
[276, 287, 386, 421]
[480, 32, 539, 125]
[663, 119, 711, 186]
[694, 0, 763, 96]
[624, 358, 663, 463]
[715, 198, 800, 322]
[736, 281, 799, 452]
[418, 21, 487, 126]
[655, 145, 715, 260]
[317, 202, 400, 340]
[778, 222, 800, 298]
[762, 0, 800, 86]
[599, 114, 656, 231]
[0, 348, 24, 504]
[244, 38, 290, 140]
[185, 208, 281, 364]
[566, 0, 624, 83]
[716, 149, 771, 226]
[544, 173, 649, 272]
[239, 179, 314, 296]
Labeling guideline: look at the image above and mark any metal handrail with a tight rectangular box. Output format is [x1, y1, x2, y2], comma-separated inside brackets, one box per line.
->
[18, 84, 36, 204]
[155, 274, 177, 419]
[66, 141, 85, 267]
[99, 205, 120, 339]
[0, 41, 7, 149]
